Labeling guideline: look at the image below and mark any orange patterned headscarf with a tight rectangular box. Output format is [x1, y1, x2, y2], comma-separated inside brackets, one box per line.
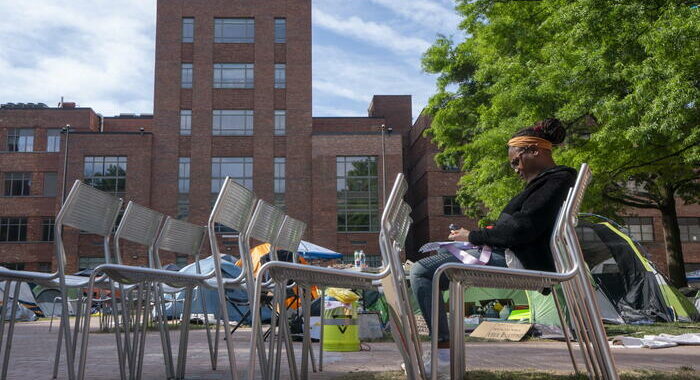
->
[507, 136, 552, 151]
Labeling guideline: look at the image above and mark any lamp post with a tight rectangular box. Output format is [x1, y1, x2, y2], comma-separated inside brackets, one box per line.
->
[379, 123, 393, 203]
[61, 124, 70, 204]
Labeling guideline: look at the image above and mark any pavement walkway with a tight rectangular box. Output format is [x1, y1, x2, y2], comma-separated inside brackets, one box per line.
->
[4, 318, 699, 379]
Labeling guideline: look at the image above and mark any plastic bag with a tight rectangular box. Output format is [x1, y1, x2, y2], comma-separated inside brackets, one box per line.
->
[326, 287, 359, 304]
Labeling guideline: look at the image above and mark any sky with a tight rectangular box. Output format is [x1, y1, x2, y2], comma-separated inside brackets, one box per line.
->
[0, 0, 461, 120]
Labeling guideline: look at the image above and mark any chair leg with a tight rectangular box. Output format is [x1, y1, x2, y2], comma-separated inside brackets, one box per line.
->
[0, 280, 12, 372]
[77, 275, 98, 380]
[136, 282, 153, 380]
[109, 283, 128, 380]
[319, 288, 324, 373]
[0, 281, 21, 379]
[279, 284, 299, 380]
[52, 302, 64, 380]
[551, 285, 579, 374]
[266, 294, 280, 379]
[248, 277, 268, 380]
[129, 284, 146, 380]
[155, 285, 175, 379]
[118, 283, 133, 374]
[274, 287, 286, 380]
[449, 281, 465, 380]
[49, 296, 59, 332]
[199, 286, 217, 370]
[300, 287, 311, 380]
[176, 287, 194, 380]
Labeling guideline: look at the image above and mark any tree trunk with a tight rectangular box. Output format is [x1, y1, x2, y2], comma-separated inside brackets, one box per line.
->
[659, 190, 688, 289]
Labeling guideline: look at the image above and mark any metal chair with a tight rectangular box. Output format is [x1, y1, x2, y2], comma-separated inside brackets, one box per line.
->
[110, 201, 165, 380]
[0, 180, 123, 380]
[429, 163, 619, 380]
[247, 173, 415, 380]
[77, 215, 209, 380]
[77, 177, 261, 380]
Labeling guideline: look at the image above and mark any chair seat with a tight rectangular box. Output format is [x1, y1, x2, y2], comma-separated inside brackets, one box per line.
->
[440, 263, 567, 291]
[202, 277, 246, 290]
[0, 268, 56, 283]
[266, 263, 377, 290]
[95, 264, 210, 288]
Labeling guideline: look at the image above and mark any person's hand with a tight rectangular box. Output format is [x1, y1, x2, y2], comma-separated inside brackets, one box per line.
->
[448, 228, 470, 242]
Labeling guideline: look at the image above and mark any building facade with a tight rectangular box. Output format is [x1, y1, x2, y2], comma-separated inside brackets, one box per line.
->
[0, 0, 697, 275]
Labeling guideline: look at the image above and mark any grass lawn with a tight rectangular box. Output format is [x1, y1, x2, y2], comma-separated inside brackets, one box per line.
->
[337, 368, 700, 380]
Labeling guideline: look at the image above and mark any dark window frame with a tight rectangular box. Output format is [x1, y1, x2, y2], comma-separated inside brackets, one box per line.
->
[214, 18, 255, 43]
[4, 172, 32, 196]
[83, 156, 127, 197]
[443, 196, 462, 216]
[182, 17, 194, 43]
[0, 217, 28, 242]
[336, 156, 379, 232]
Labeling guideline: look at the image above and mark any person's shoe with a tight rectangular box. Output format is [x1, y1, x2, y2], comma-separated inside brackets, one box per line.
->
[401, 350, 450, 378]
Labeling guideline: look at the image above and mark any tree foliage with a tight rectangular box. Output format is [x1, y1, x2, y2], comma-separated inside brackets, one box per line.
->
[422, 0, 700, 287]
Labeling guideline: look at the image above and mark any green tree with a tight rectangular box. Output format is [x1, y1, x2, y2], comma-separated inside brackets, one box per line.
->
[422, 0, 700, 288]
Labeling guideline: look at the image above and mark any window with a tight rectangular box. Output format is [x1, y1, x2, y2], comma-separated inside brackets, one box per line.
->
[177, 194, 189, 220]
[0, 218, 27, 242]
[623, 217, 654, 242]
[46, 129, 61, 152]
[214, 18, 255, 43]
[443, 196, 462, 216]
[42, 218, 55, 241]
[180, 110, 192, 136]
[212, 110, 254, 136]
[78, 257, 106, 271]
[84, 156, 127, 197]
[274, 157, 285, 209]
[7, 128, 34, 152]
[274, 110, 286, 136]
[178, 157, 190, 193]
[679, 217, 700, 243]
[0, 263, 25, 270]
[181, 63, 193, 88]
[4, 172, 31, 196]
[43, 172, 57, 197]
[211, 157, 253, 192]
[274, 18, 286, 43]
[213, 63, 254, 88]
[336, 156, 379, 232]
[274, 64, 286, 88]
[182, 17, 194, 42]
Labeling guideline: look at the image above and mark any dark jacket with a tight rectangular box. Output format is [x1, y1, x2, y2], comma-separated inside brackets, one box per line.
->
[468, 165, 577, 272]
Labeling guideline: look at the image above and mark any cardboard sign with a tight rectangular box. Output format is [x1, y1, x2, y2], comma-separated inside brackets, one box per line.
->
[469, 321, 532, 341]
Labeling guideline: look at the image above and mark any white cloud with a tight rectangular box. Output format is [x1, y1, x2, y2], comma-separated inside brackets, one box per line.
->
[313, 45, 437, 119]
[368, 0, 460, 31]
[0, 1, 155, 115]
[312, 8, 431, 55]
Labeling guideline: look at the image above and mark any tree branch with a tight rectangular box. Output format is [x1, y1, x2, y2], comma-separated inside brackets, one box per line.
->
[603, 192, 659, 209]
[608, 141, 699, 177]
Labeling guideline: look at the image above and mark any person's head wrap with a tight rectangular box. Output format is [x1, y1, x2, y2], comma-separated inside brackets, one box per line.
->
[507, 136, 553, 151]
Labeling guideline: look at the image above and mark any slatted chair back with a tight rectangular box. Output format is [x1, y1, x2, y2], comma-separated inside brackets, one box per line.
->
[114, 201, 165, 265]
[275, 216, 306, 259]
[55, 180, 123, 273]
[155, 217, 206, 260]
[237, 200, 287, 285]
[208, 177, 257, 284]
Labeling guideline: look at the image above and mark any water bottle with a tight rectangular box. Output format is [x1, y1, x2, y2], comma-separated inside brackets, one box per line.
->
[354, 250, 361, 269]
[359, 250, 366, 270]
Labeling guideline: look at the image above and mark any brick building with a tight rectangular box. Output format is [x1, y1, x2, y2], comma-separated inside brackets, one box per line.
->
[0, 0, 698, 276]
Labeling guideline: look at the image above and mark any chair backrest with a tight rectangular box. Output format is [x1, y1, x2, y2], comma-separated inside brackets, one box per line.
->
[208, 177, 257, 283]
[154, 217, 206, 268]
[378, 173, 410, 272]
[114, 201, 165, 265]
[55, 180, 123, 275]
[275, 216, 307, 261]
[239, 200, 286, 282]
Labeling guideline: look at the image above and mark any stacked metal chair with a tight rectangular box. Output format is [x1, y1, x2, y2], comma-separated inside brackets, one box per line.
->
[429, 163, 619, 380]
[247, 173, 420, 380]
[0, 180, 123, 380]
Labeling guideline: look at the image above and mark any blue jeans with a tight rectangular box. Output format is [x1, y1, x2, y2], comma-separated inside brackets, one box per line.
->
[409, 247, 507, 343]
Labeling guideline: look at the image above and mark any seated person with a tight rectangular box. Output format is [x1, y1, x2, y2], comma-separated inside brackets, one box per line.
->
[409, 118, 576, 374]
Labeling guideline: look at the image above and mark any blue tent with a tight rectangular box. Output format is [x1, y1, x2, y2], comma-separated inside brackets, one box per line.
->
[163, 255, 271, 322]
[297, 240, 342, 260]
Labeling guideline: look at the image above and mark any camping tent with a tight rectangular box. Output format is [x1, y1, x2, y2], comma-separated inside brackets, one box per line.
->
[297, 240, 343, 260]
[163, 254, 271, 322]
[448, 221, 698, 332]
[0, 281, 40, 321]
